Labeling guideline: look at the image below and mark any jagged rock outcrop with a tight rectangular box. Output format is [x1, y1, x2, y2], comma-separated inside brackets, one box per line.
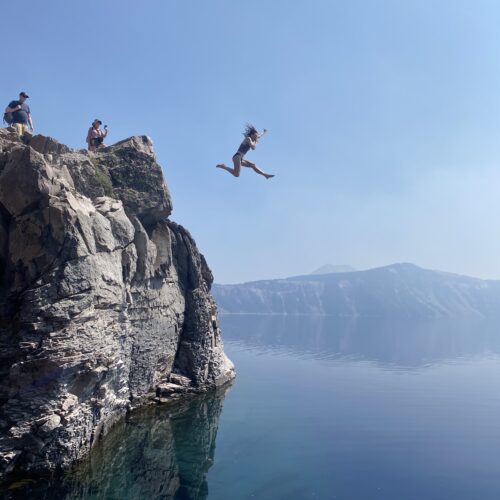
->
[0, 129, 234, 478]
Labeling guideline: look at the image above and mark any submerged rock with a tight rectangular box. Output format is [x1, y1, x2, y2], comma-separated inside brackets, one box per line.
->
[0, 130, 234, 478]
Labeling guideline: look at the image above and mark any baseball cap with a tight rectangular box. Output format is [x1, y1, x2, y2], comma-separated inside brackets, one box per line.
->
[19, 92, 29, 98]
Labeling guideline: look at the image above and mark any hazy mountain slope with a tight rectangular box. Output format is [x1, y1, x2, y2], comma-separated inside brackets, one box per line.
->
[213, 264, 500, 318]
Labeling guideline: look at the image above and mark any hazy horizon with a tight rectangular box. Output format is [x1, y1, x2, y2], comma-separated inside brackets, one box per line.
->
[4, 0, 500, 283]
[216, 261, 498, 285]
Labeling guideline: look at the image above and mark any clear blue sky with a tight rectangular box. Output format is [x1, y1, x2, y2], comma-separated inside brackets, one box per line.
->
[4, 0, 500, 283]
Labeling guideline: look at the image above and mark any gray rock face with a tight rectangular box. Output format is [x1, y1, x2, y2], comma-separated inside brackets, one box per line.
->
[1, 385, 230, 499]
[0, 130, 234, 478]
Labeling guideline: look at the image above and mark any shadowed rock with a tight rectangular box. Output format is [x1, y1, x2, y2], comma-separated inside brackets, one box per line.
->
[0, 130, 234, 479]
[1, 384, 231, 499]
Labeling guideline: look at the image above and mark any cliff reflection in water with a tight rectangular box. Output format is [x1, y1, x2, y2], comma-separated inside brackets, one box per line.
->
[4, 385, 231, 500]
[221, 314, 500, 368]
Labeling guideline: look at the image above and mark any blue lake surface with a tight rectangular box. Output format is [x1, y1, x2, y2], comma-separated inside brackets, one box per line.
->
[4, 315, 500, 499]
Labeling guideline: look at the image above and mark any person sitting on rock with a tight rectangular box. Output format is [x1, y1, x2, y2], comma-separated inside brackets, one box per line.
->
[216, 124, 274, 179]
[86, 119, 108, 152]
[4, 92, 34, 137]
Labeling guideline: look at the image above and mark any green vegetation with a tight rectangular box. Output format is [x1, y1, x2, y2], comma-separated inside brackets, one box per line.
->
[92, 161, 115, 198]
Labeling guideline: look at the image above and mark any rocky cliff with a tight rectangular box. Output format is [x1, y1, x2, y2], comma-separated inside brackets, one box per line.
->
[0, 129, 234, 478]
[2, 385, 230, 499]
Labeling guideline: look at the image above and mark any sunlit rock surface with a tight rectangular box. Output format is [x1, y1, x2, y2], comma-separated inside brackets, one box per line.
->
[0, 129, 234, 478]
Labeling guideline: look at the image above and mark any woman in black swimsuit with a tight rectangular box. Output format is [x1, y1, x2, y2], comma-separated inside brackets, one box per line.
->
[217, 124, 274, 179]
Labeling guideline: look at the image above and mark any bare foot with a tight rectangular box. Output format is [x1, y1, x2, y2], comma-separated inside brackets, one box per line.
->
[265, 174, 275, 180]
[216, 164, 226, 169]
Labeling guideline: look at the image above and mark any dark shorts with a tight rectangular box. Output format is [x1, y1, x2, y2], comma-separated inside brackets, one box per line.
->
[92, 137, 104, 147]
[232, 152, 244, 161]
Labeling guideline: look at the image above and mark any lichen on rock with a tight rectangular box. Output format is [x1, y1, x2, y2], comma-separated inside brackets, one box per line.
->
[0, 129, 234, 478]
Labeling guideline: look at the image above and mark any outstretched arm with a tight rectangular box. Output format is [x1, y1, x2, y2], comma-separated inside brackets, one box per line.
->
[246, 130, 268, 150]
[249, 130, 267, 149]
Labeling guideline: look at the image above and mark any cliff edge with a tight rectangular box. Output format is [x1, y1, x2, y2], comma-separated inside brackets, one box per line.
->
[0, 129, 234, 478]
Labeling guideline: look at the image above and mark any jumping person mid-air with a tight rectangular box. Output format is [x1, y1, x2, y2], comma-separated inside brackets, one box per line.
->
[217, 124, 275, 179]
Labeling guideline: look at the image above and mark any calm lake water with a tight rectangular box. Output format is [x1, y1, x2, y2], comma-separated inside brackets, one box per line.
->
[4, 315, 500, 499]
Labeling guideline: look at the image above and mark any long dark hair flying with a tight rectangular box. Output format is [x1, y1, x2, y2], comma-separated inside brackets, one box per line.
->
[243, 123, 258, 138]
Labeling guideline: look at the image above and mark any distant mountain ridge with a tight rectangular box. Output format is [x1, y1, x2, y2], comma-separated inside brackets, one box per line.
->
[309, 264, 357, 275]
[213, 263, 500, 318]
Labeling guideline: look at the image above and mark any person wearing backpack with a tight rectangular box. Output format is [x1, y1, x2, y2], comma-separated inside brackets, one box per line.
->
[4, 92, 34, 136]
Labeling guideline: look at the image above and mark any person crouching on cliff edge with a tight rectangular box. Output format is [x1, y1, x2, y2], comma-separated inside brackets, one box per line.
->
[216, 124, 274, 179]
[86, 119, 108, 152]
[4, 92, 34, 137]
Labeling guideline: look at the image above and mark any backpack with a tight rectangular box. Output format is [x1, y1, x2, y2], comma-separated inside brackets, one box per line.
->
[3, 100, 20, 125]
[3, 112, 13, 125]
